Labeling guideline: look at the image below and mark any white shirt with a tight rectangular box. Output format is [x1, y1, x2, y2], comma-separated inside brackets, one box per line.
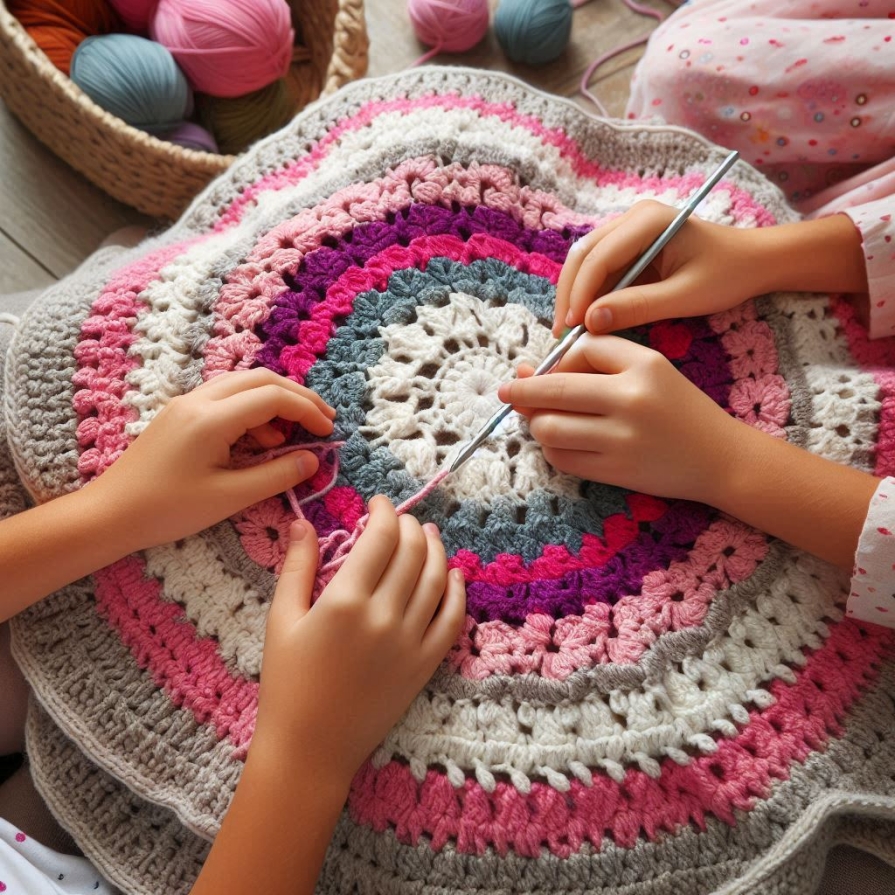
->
[0, 818, 115, 894]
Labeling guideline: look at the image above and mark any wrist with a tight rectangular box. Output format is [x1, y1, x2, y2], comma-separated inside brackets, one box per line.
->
[701, 420, 878, 568]
[81, 473, 149, 557]
[749, 216, 868, 296]
[247, 722, 355, 799]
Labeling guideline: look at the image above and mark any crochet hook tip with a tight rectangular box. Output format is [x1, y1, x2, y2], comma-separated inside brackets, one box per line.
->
[450, 404, 513, 473]
[449, 437, 481, 473]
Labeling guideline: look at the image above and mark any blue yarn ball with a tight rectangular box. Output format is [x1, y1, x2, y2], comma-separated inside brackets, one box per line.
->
[494, 0, 573, 66]
[70, 34, 192, 134]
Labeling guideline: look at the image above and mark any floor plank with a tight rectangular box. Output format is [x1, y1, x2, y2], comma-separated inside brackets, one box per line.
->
[0, 102, 150, 283]
[365, 0, 666, 117]
[0, 230, 54, 295]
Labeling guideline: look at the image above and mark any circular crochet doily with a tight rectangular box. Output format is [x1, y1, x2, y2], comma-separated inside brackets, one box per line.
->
[5, 69, 895, 895]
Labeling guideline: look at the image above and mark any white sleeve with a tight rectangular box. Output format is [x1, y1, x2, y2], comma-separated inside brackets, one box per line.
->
[842, 198, 895, 340]
[0, 817, 117, 893]
[849, 476, 895, 626]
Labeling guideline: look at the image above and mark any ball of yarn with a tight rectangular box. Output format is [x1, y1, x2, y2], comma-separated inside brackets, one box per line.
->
[8, 0, 121, 75]
[494, 0, 573, 66]
[107, 0, 158, 33]
[70, 34, 192, 134]
[197, 78, 296, 155]
[150, 0, 294, 98]
[406, 0, 489, 56]
[159, 121, 218, 153]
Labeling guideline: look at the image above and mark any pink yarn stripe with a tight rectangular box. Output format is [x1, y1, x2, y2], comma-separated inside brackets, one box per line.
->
[73, 238, 206, 482]
[210, 232, 559, 380]
[93, 555, 258, 753]
[239, 481, 670, 592]
[205, 158, 583, 377]
[215, 94, 780, 233]
[278, 233, 559, 383]
[91, 515, 767, 750]
[450, 516, 768, 679]
[831, 296, 895, 477]
[348, 621, 893, 857]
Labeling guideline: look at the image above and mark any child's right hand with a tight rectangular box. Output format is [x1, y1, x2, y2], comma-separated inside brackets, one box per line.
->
[254, 496, 466, 786]
[554, 200, 764, 337]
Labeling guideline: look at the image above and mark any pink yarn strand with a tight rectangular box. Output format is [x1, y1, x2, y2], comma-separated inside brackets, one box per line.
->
[579, 0, 676, 116]
[316, 467, 453, 586]
[411, 44, 444, 67]
[238, 440, 453, 589]
[235, 440, 345, 518]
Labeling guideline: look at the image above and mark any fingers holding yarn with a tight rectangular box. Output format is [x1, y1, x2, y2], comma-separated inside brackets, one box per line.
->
[268, 520, 320, 625]
[224, 450, 320, 510]
[402, 523, 450, 639]
[420, 568, 467, 659]
[199, 368, 336, 418]
[213, 385, 335, 442]
[370, 515, 430, 623]
[333, 496, 401, 594]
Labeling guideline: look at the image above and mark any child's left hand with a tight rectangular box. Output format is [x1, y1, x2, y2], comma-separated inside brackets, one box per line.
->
[95, 369, 336, 551]
[497, 335, 741, 504]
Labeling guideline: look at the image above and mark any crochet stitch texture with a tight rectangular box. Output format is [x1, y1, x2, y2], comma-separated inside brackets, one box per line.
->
[3, 68, 895, 894]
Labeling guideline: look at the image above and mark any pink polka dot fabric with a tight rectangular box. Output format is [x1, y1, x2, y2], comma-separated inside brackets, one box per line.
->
[4, 69, 895, 895]
[851, 477, 895, 620]
[627, 0, 895, 337]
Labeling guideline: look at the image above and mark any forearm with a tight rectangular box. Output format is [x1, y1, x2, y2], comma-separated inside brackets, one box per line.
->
[712, 422, 878, 569]
[189, 735, 350, 895]
[750, 213, 868, 297]
[0, 483, 140, 622]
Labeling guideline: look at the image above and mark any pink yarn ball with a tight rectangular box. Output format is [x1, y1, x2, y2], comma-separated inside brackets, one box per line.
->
[407, 0, 489, 55]
[150, 0, 294, 98]
[107, 0, 158, 33]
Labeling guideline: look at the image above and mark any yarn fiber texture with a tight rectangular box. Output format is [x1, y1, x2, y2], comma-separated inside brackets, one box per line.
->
[150, 0, 294, 97]
[4, 68, 895, 895]
[7, 0, 121, 74]
[494, 0, 573, 65]
[107, 0, 157, 33]
[406, 0, 489, 55]
[196, 78, 296, 155]
[70, 33, 192, 134]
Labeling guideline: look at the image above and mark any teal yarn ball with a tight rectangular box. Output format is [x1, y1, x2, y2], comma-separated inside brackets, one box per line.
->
[494, 0, 573, 65]
[70, 33, 192, 134]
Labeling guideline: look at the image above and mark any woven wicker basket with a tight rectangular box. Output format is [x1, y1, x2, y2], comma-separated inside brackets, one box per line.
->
[0, 0, 369, 219]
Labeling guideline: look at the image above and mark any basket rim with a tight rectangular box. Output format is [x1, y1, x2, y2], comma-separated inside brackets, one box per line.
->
[0, 0, 367, 170]
[0, 2, 238, 168]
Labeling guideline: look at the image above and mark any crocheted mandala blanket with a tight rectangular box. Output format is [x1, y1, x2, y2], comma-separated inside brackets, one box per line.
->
[3, 68, 895, 895]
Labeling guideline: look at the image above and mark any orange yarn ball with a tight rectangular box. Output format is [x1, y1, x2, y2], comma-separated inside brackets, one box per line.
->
[8, 0, 120, 74]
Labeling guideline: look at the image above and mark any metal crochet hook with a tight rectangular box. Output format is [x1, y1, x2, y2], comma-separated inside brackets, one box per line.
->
[449, 149, 739, 474]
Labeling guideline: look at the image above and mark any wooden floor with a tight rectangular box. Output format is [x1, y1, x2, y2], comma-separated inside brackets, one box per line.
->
[0, 0, 669, 296]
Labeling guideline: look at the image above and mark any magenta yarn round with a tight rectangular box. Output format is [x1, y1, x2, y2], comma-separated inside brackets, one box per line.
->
[150, 0, 294, 98]
[406, 0, 489, 54]
[108, 0, 158, 33]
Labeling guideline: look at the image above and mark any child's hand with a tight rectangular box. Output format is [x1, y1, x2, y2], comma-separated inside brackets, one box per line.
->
[255, 497, 466, 785]
[498, 335, 741, 505]
[554, 201, 763, 337]
[96, 369, 336, 550]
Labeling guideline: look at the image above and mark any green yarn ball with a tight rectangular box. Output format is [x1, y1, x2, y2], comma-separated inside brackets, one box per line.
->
[197, 78, 297, 155]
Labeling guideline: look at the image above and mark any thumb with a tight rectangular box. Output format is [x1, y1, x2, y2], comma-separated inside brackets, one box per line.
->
[225, 450, 320, 507]
[270, 520, 320, 623]
[584, 278, 685, 334]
